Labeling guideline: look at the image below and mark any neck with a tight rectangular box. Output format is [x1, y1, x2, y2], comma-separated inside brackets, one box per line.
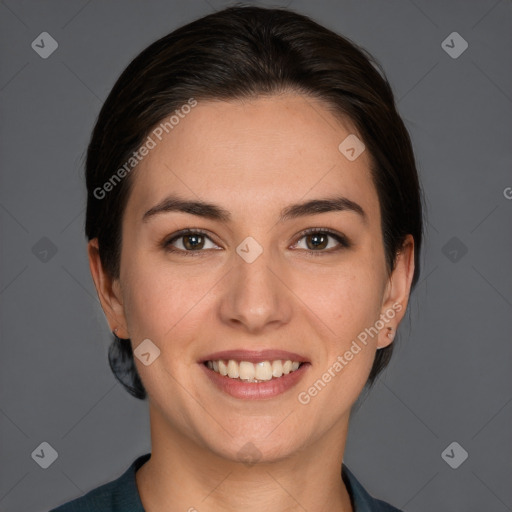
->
[136, 406, 354, 512]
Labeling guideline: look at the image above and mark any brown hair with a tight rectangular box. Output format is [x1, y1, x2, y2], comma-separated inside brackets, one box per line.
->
[85, 5, 424, 399]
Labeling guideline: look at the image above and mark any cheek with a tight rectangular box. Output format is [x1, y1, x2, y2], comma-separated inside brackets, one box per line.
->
[295, 274, 380, 422]
[120, 260, 207, 396]
[298, 266, 384, 406]
[311, 261, 384, 337]
[120, 255, 210, 344]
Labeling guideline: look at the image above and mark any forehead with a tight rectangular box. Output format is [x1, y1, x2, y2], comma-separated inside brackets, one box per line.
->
[126, 93, 380, 225]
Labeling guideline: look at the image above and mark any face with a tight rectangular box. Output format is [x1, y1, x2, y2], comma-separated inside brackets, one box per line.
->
[89, 93, 414, 463]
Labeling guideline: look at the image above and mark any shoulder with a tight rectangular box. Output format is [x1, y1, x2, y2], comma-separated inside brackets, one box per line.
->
[49, 478, 119, 512]
[342, 464, 403, 512]
[49, 453, 151, 512]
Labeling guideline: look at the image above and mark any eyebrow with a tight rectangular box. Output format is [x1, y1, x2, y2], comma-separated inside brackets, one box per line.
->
[142, 194, 367, 225]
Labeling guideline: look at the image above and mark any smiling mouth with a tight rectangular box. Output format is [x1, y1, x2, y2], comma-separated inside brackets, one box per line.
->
[204, 359, 305, 383]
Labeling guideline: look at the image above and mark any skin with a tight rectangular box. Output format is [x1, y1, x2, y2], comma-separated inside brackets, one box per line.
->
[88, 92, 415, 512]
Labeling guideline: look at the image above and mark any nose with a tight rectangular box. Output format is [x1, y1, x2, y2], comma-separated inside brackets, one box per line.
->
[217, 246, 293, 334]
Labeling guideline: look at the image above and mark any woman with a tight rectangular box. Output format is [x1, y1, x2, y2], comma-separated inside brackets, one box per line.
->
[51, 4, 422, 511]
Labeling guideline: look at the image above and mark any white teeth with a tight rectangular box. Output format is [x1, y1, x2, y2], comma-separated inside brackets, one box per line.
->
[206, 359, 303, 382]
[282, 360, 292, 374]
[227, 359, 239, 378]
[218, 360, 228, 376]
[272, 360, 283, 377]
[255, 361, 273, 381]
[239, 361, 255, 380]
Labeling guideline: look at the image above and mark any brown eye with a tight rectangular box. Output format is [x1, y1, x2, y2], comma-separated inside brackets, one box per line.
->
[293, 228, 351, 254]
[163, 230, 219, 255]
[305, 232, 329, 250]
[182, 233, 206, 250]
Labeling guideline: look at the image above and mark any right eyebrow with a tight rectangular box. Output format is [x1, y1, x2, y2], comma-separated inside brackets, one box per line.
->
[142, 195, 231, 223]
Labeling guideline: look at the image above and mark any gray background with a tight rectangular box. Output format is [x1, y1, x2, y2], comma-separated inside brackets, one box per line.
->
[0, 0, 511, 511]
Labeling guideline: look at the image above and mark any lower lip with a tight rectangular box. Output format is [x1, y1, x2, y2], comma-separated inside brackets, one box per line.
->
[200, 362, 310, 400]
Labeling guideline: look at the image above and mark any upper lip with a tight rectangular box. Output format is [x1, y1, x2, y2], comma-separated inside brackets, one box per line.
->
[199, 349, 309, 364]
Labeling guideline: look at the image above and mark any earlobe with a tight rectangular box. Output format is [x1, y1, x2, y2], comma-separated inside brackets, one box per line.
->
[377, 235, 415, 349]
[87, 238, 129, 338]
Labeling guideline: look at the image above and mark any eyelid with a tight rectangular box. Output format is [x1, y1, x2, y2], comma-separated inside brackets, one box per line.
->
[162, 227, 351, 255]
[162, 228, 222, 253]
[291, 227, 351, 251]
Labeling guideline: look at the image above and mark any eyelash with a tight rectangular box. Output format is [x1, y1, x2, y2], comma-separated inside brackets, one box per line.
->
[161, 228, 351, 257]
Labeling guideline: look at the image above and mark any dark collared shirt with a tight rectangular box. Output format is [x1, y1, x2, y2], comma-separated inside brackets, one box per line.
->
[50, 453, 403, 512]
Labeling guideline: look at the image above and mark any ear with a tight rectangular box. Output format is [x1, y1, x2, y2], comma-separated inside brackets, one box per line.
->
[377, 234, 415, 349]
[87, 238, 129, 338]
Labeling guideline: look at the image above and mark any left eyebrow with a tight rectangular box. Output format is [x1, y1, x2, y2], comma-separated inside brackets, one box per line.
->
[142, 194, 367, 225]
[278, 196, 367, 225]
